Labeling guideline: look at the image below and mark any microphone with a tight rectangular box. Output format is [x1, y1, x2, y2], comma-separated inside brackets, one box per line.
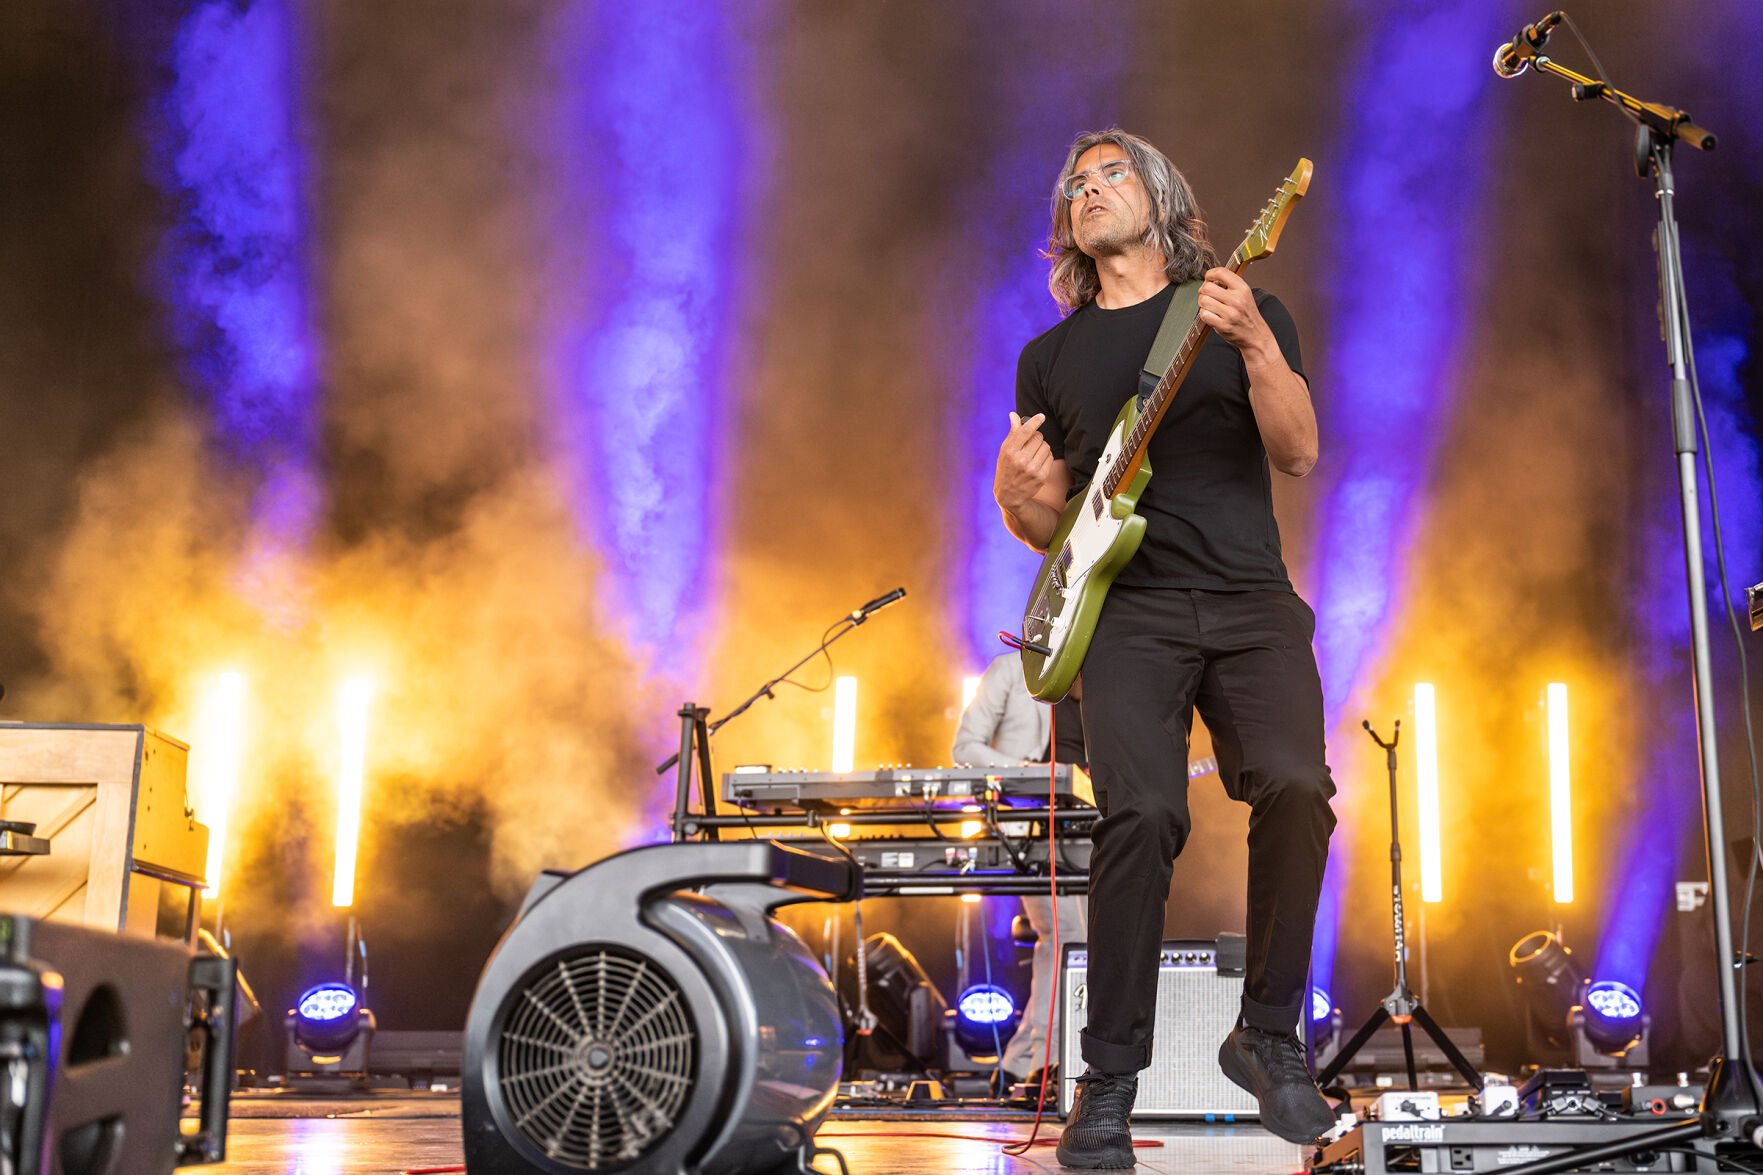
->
[1493, 10, 1563, 78]
[850, 587, 907, 622]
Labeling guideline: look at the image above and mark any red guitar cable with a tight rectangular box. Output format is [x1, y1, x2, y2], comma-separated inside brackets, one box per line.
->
[1002, 700, 1060, 1157]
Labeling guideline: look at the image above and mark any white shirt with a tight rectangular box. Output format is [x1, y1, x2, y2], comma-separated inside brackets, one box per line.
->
[952, 653, 1049, 766]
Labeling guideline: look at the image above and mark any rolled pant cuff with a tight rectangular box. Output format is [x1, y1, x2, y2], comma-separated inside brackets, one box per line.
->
[1081, 1027, 1151, 1074]
[1241, 992, 1303, 1035]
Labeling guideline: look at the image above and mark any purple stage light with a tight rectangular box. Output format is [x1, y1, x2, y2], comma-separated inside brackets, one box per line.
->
[1595, 2, 1763, 1002]
[157, 0, 321, 569]
[1305, 0, 1503, 1003]
[947, 18, 1130, 669]
[546, 4, 760, 670]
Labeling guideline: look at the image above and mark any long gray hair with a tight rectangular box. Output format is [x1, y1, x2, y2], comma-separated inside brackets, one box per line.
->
[1044, 128, 1217, 315]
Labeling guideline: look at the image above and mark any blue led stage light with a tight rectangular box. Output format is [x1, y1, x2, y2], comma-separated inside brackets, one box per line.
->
[1310, 985, 1333, 1026]
[957, 984, 1016, 1026]
[951, 980, 1019, 1059]
[297, 982, 357, 1023]
[287, 926, 376, 1076]
[292, 982, 363, 1054]
[1578, 979, 1646, 1059]
[1585, 980, 1641, 1022]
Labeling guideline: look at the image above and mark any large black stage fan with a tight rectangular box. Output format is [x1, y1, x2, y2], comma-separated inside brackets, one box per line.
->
[461, 840, 858, 1175]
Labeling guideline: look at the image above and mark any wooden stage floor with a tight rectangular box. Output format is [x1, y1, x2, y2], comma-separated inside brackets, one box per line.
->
[203, 1092, 1310, 1174]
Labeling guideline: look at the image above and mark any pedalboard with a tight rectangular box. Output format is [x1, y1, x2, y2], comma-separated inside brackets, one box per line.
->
[1622, 1083, 1702, 1118]
[1310, 1118, 1703, 1173]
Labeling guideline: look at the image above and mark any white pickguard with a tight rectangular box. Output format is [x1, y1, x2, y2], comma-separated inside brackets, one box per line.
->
[1040, 418, 1134, 654]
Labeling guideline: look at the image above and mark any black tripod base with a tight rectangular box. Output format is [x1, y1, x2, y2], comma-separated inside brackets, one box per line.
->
[1315, 1001, 1482, 1092]
[1703, 1055, 1763, 1132]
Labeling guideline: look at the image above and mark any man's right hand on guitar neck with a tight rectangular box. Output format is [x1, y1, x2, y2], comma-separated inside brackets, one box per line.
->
[995, 411, 1072, 554]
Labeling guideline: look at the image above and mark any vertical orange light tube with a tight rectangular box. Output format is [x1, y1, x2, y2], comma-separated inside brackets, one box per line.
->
[1547, 682, 1573, 903]
[332, 677, 373, 908]
[832, 676, 857, 773]
[194, 672, 246, 898]
[1413, 683, 1442, 903]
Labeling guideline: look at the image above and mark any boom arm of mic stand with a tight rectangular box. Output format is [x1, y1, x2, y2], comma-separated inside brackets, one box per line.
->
[1526, 55, 1716, 151]
[653, 614, 871, 775]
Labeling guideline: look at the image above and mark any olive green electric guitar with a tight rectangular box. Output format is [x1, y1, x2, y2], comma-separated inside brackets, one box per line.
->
[1020, 159, 1313, 702]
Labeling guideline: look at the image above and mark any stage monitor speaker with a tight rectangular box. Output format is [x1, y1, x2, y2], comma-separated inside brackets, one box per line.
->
[0, 912, 236, 1175]
[1058, 936, 1266, 1120]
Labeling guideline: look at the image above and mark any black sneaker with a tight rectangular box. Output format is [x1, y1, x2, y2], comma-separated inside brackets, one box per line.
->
[1056, 1068, 1137, 1169]
[1219, 1024, 1338, 1144]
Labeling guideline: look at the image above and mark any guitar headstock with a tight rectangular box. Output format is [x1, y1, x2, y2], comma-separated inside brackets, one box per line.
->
[1238, 158, 1312, 263]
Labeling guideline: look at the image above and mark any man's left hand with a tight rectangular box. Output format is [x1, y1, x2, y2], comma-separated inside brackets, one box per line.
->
[1197, 267, 1274, 358]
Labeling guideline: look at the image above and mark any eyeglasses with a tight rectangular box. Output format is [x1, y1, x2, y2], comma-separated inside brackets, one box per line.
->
[1060, 157, 1134, 202]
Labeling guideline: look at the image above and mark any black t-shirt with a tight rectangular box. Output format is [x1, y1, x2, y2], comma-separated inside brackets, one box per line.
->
[1015, 283, 1305, 591]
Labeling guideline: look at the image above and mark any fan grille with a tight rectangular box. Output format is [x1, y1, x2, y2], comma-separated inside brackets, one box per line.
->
[498, 946, 696, 1169]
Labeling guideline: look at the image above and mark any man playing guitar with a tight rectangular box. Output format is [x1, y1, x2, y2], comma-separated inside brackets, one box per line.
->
[994, 128, 1337, 1166]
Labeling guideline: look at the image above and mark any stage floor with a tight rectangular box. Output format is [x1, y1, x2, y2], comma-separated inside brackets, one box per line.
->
[202, 1092, 1310, 1174]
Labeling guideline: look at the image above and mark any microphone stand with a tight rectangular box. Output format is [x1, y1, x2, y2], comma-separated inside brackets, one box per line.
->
[1510, 46, 1715, 154]
[657, 599, 900, 843]
[1490, 33, 1758, 1175]
[1314, 721, 1482, 1094]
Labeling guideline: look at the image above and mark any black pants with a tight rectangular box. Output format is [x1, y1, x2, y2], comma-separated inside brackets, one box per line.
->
[1077, 587, 1336, 1074]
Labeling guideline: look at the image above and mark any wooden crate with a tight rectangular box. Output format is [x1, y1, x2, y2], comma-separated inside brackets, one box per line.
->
[0, 723, 210, 941]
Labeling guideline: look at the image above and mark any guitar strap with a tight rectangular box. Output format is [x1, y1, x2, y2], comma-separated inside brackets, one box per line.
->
[1138, 277, 1204, 403]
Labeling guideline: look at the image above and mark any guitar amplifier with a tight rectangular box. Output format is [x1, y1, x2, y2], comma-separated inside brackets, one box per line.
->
[1059, 936, 1268, 1119]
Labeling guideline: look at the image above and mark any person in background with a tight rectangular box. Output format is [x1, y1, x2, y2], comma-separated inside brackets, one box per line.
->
[952, 651, 1087, 1095]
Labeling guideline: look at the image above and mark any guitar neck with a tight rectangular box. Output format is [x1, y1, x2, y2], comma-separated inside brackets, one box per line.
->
[1100, 245, 1251, 499]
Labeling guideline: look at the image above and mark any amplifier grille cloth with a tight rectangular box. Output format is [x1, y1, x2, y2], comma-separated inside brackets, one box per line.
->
[1058, 941, 1260, 1119]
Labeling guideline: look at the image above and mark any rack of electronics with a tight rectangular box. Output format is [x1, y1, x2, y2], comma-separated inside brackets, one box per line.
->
[666, 763, 1096, 1103]
[700, 763, 1097, 894]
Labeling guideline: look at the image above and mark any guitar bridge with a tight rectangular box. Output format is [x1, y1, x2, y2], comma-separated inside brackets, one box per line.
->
[1000, 630, 1053, 657]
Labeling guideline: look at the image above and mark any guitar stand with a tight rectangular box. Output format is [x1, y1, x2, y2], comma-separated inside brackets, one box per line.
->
[1315, 720, 1482, 1094]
